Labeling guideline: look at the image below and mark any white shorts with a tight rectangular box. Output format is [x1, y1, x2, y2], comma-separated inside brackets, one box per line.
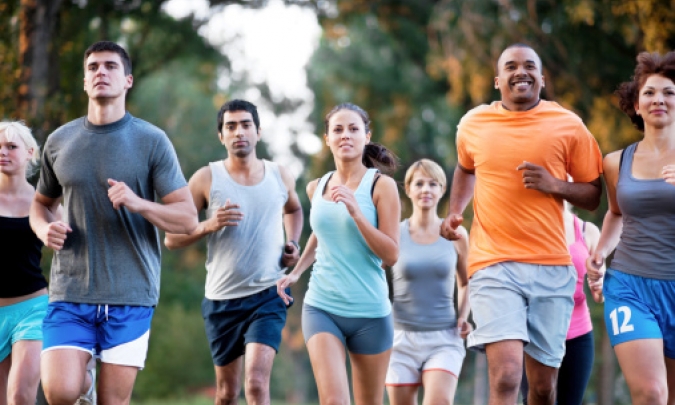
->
[385, 328, 466, 386]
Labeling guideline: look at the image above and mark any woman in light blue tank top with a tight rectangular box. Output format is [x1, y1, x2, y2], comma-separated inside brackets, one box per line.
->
[277, 103, 400, 405]
[385, 159, 471, 405]
[587, 51, 675, 405]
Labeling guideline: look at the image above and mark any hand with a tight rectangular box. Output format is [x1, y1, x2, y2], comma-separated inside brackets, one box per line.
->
[107, 179, 143, 212]
[663, 165, 675, 186]
[276, 273, 299, 305]
[591, 287, 604, 304]
[457, 317, 473, 339]
[204, 199, 243, 233]
[329, 185, 360, 217]
[585, 252, 605, 284]
[440, 214, 464, 240]
[280, 241, 300, 267]
[516, 161, 559, 194]
[37, 221, 72, 250]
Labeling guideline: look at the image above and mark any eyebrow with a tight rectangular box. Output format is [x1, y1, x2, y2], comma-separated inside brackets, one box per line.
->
[224, 119, 253, 125]
[87, 60, 120, 68]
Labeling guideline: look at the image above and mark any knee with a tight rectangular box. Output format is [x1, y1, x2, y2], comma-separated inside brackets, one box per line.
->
[42, 384, 81, 405]
[215, 382, 240, 405]
[319, 396, 350, 405]
[8, 387, 36, 405]
[244, 371, 270, 400]
[491, 362, 522, 393]
[528, 381, 555, 403]
[632, 381, 668, 405]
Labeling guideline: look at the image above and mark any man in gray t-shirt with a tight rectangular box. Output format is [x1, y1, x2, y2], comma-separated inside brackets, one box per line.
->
[30, 41, 197, 405]
[165, 99, 303, 405]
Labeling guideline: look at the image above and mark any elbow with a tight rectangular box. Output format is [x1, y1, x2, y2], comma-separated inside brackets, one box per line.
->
[164, 236, 178, 250]
[381, 249, 399, 267]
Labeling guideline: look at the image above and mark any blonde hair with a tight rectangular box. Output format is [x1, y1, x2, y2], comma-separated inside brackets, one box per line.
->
[404, 159, 447, 192]
[0, 121, 40, 177]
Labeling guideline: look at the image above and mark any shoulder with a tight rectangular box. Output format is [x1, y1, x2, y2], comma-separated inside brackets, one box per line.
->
[189, 165, 213, 188]
[306, 178, 321, 200]
[373, 173, 397, 193]
[603, 150, 623, 175]
[275, 163, 296, 187]
[45, 118, 86, 145]
[129, 117, 168, 139]
[542, 101, 585, 124]
[459, 103, 496, 125]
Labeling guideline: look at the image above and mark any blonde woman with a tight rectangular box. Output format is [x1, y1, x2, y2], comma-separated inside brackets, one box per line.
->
[385, 159, 470, 405]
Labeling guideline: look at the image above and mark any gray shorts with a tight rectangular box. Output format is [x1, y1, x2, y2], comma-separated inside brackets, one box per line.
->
[467, 262, 576, 368]
[302, 304, 393, 355]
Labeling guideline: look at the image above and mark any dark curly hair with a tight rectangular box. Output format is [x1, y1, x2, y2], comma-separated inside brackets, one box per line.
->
[324, 103, 399, 173]
[616, 51, 675, 132]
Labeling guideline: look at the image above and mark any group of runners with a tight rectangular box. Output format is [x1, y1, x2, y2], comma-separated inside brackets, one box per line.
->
[1, 39, 674, 405]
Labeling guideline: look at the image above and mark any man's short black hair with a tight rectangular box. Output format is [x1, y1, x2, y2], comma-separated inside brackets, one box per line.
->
[83, 41, 132, 75]
[217, 99, 260, 133]
[495, 43, 542, 74]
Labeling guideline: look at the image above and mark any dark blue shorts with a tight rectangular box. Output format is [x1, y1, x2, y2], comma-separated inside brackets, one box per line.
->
[202, 286, 291, 366]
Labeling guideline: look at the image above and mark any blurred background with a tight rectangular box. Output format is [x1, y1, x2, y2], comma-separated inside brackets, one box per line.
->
[2, 0, 673, 403]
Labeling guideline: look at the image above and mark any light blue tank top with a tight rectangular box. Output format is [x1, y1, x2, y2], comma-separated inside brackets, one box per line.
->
[305, 168, 391, 318]
[611, 143, 675, 280]
[392, 219, 458, 331]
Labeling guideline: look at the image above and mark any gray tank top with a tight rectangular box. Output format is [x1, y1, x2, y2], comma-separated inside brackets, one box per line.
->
[391, 219, 458, 331]
[611, 143, 675, 280]
[204, 160, 288, 299]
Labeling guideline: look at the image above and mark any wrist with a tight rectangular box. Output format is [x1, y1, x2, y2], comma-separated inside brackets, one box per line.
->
[289, 240, 300, 251]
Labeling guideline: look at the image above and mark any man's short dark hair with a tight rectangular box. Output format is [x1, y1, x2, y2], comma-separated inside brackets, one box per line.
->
[217, 99, 260, 133]
[495, 43, 542, 74]
[83, 41, 132, 75]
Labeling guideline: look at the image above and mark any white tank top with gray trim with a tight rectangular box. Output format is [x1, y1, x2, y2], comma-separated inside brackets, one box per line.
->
[204, 160, 288, 299]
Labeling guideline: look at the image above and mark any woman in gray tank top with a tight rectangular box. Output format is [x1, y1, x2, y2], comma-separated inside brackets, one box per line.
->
[385, 159, 471, 405]
[587, 51, 675, 405]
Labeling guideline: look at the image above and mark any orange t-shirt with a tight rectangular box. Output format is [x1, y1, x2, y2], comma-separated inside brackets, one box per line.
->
[457, 100, 603, 277]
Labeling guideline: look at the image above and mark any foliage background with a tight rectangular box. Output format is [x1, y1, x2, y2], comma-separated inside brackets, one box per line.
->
[3, 0, 674, 403]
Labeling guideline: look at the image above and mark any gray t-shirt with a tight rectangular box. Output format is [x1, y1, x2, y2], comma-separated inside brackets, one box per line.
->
[38, 113, 187, 306]
[204, 160, 288, 300]
[391, 219, 458, 331]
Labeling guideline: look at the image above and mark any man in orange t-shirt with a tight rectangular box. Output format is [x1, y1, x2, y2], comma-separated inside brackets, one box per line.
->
[440, 44, 602, 405]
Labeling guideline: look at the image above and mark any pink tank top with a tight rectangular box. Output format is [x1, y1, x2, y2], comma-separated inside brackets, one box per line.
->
[567, 216, 593, 339]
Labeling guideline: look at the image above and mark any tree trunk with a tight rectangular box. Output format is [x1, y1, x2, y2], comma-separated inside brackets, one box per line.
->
[18, 0, 62, 144]
[596, 327, 616, 405]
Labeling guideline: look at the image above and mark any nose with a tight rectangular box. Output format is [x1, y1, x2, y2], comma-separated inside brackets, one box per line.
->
[653, 92, 665, 104]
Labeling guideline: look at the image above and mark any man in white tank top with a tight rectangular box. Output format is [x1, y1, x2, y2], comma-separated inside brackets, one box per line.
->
[165, 100, 303, 405]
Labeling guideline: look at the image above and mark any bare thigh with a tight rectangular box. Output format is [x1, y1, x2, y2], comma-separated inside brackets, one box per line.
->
[350, 349, 391, 405]
[421, 370, 458, 405]
[615, 339, 667, 405]
[307, 333, 349, 405]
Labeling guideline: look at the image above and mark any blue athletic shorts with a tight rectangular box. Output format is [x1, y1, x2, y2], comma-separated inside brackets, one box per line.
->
[0, 295, 48, 362]
[202, 285, 291, 367]
[302, 303, 394, 355]
[42, 302, 154, 368]
[603, 269, 675, 358]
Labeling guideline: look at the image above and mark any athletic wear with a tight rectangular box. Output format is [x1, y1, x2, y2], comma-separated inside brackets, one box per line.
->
[603, 269, 675, 357]
[391, 220, 458, 331]
[204, 160, 288, 300]
[42, 302, 153, 368]
[567, 216, 593, 340]
[612, 142, 675, 280]
[202, 286, 290, 366]
[456, 100, 603, 277]
[468, 262, 576, 368]
[38, 112, 187, 306]
[302, 304, 393, 355]
[305, 169, 390, 318]
[0, 216, 46, 298]
[0, 295, 48, 361]
[385, 328, 465, 385]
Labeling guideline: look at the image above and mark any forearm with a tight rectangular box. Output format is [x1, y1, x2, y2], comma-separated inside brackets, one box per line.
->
[448, 165, 475, 215]
[553, 180, 602, 211]
[596, 210, 623, 259]
[136, 199, 198, 234]
[164, 220, 211, 250]
[288, 233, 318, 277]
[352, 213, 398, 266]
[283, 207, 303, 243]
[457, 284, 470, 320]
[29, 198, 59, 233]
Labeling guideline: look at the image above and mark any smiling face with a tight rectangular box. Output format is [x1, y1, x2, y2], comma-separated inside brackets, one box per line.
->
[219, 110, 261, 158]
[83, 51, 133, 101]
[635, 74, 675, 130]
[0, 130, 32, 177]
[495, 46, 545, 111]
[325, 109, 371, 162]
